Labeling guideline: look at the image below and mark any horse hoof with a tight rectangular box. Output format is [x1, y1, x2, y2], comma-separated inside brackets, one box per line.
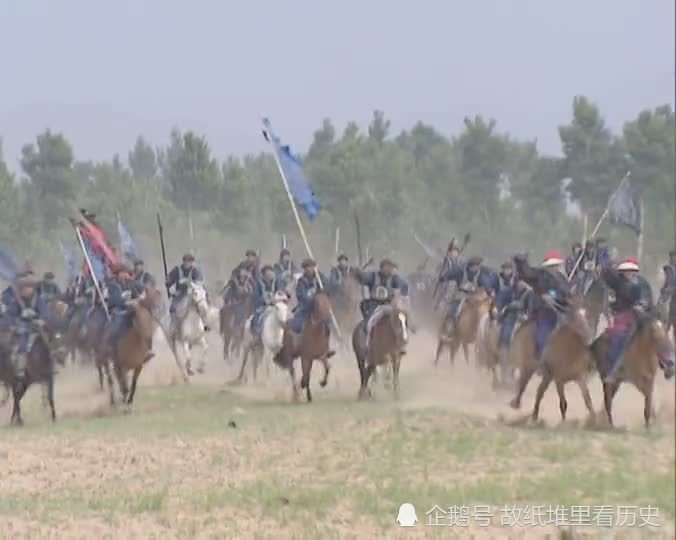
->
[509, 398, 520, 410]
[320, 380, 328, 388]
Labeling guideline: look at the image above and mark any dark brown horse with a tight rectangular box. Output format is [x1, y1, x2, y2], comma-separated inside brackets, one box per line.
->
[592, 317, 674, 427]
[274, 291, 334, 402]
[352, 301, 409, 400]
[509, 304, 595, 423]
[0, 331, 57, 426]
[103, 289, 160, 406]
[435, 288, 492, 366]
[219, 295, 254, 363]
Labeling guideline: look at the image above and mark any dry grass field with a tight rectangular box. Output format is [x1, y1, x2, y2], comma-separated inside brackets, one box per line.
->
[0, 334, 674, 539]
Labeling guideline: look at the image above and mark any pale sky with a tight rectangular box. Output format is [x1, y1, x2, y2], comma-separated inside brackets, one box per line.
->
[1, 0, 674, 172]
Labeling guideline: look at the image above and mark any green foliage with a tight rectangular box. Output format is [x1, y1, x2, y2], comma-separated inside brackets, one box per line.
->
[0, 98, 673, 281]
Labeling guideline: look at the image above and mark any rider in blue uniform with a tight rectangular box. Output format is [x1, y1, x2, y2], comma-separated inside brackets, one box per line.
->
[166, 253, 208, 332]
[494, 262, 533, 369]
[355, 259, 409, 322]
[514, 250, 571, 363]
[274, 248, 298, 292]
[251, 265, 284, 337]
[132, 259, 156, 290]
[290, 259, 329, 336]
[438, 256, 493, 328]
[6, 274, 50, 381]
[106, 264, 141, 359]
[601, 257, 661, 382]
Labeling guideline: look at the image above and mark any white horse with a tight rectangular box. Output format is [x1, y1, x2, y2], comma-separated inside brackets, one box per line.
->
[233, 292, 291, 383]
[171, 281, 218, 376]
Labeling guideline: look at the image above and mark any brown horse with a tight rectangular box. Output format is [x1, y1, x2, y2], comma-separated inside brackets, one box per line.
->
[274, 291, 334, 402]
[104, 289, 160, 406]
[352, 301, 409, 400]
[591, 317, 674, 427]
[509, 304, 595, 423]
[0, 331, 57, 426]
[219, 296, 253, 363]
[434, 288, 492, 366]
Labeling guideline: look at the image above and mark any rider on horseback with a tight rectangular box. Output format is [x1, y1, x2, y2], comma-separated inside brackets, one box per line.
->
[251, 265, 285, 337]
[565, 242, 583, 282]
[166, 253, 209, 333]
[495, 261, 533, 369]
[438, 256, 492, 330]
[514, 250, 571, 364]
[601, 256, 659, 383]
[329, 254, 352, 292]
[132, 259, 156, 290]
[274, 248, 298, 292]
[356, 259, 409, 321]
[223, 250, 259, 303]
[107, 263, 146, 360]
[289, 259, 329, 342]
[6, 272, 49, 381]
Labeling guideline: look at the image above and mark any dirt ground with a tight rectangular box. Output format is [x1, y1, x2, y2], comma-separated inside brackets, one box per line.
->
[0, 329, 674, 539]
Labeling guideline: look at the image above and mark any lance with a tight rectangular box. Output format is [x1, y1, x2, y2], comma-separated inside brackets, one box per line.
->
[354, 211, 363, 268]
[157, 213, 171, 299]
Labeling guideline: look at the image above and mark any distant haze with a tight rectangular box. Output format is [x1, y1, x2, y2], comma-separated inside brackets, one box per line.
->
[1, 0, 674, 171]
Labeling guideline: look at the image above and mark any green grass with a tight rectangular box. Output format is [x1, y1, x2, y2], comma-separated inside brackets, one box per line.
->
[1, 384, 673, 538]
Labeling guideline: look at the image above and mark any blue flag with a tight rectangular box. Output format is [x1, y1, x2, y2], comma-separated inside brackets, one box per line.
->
[609, 175, 642, 235]
[0, 248, 18, 282]
[83, 239, 106, 283]
[59, 241, 77, 282]
[262, 118, 322, 220]
[117, 219, 139, 260]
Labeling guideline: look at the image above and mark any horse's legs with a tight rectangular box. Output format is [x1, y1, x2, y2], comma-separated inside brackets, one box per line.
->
[182, 341, 193, 376]
[300, 355, 313, 402]
[642, 384, 654, 428]
[554, 380, 567, 422]
[392, 353, 401, 400]
[197, 336, 208, 374]
[449, 339, 460, 366]
[114, 362, 129, 403]
[96, 362, 104, 391]
[510, 365, 535, 410]
[46, 376, 56, 422]
[462, 342, 470, 365]
[102, 359, 116, 406]
[602, 382, 620, 427]
[576, 378, 594, 421]
[433, 339, 443, 367]
[235, 344, 251, 383]
[319, 355, 330, 388]
[127, 366, 143, 405]
[0, 384, 8, 407]
[10, 383, 28, 426]
[288, 362, 300, 402]
[357, 354, 369, 400]
[531, 370, 552, 422]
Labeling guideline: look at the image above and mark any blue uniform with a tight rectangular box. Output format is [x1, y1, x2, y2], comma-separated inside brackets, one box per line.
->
[7, 291, 50, 355]
[291, 273, 328, 333]
[167, 264, 203, 313]
[356, 271, 409, 321]
[134, 270, 156, 290]
[602, 268, 654, 379]
[514, 258, 571, 361]
[107, 278, 137, 349]
[251, 277, 283, 336]
[274, 260, 298, 291]
[439, 263, 494, 322]
[329, 266, 352, 291]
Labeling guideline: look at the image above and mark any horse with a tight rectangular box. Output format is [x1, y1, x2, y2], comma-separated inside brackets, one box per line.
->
[578, 275, 607, 338]
[172, 281, 216, 376]
[273, 291, 334, 402]
[352, 299, 409, 400]
[591, 316, 675, 427]
[475, 310, 521, 390]
[233, 292, 291, 383]
[434, 287, 492, 366]
[104, 289, 160, 406]
[219, 292, 254, 364]
[0, 328, 58, 426]
[509, 303, 595, 423]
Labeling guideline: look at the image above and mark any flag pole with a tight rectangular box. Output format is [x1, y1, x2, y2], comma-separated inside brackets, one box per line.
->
[265, 121, 342, 339]
[567, 172, 630, 281]
[74, 226, 110, 320]
[334, 227, 340, 257]
[637, 198, 645, 264]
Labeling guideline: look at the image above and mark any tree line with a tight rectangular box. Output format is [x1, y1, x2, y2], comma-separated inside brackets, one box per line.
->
[0, 96, 673, 284]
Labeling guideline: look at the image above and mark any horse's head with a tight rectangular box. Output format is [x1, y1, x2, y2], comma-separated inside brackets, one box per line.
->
[564, 298, 594, 345]
[388, 296, 410, 347]
[312, 291, 332, 323]
[188, 281, 209, 315]
[272, 291, 291, 324]
[643, 318, 675, 377]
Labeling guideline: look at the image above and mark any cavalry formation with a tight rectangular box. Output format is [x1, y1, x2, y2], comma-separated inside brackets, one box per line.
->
[0, 209, 675, 429]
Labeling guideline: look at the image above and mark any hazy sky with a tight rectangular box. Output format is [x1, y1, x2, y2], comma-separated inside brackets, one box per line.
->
[1, 0, 674, 172]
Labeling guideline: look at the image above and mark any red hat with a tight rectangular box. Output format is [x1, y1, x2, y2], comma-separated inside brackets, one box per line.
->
[617, 256, 639, 272]
[542, 250, 564, 267]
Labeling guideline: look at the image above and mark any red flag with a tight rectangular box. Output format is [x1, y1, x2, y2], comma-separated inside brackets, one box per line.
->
[77, 217, 119, 273]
